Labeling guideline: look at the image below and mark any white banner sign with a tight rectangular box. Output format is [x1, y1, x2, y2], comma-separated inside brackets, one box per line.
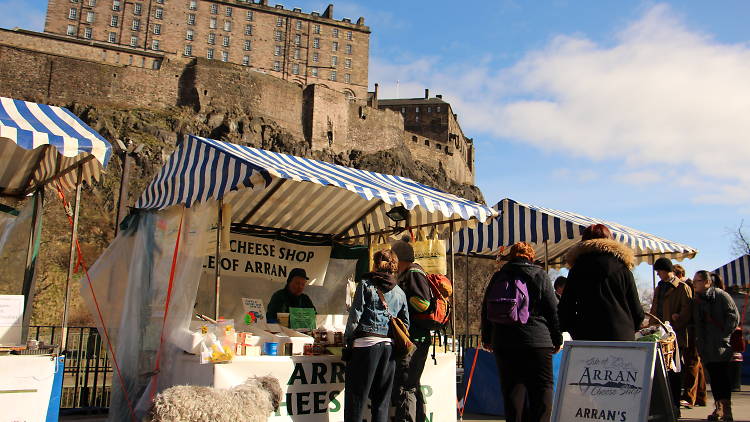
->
[173, 353, 457, 422]
[203, 233, 332, 286]
[552, 341, 658, 422]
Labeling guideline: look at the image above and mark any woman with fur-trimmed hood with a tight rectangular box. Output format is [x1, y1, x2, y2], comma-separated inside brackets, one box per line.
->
[558, 224, 645, 341]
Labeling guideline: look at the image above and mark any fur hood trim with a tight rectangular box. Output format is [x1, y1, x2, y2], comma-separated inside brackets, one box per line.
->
[565, 238, 636, 269]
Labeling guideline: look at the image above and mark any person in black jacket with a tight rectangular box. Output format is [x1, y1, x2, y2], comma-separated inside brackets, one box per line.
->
[481, 242, 562, 422]
[558, 224, 644, 341]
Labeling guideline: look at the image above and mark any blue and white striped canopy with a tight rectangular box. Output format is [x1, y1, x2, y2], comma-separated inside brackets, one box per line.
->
[0, 97, 112, 195]
[135, 135, 496, 237]
[453, 198, 697, 268]
[715, 255, 750, 288]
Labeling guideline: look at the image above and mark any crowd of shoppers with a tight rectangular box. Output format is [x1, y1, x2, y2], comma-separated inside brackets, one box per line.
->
[343, 224, 744, 422]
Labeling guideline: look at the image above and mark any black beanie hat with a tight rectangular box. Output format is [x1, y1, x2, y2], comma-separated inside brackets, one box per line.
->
[653, 257, 674, 272]
[390, 235, 415, 262]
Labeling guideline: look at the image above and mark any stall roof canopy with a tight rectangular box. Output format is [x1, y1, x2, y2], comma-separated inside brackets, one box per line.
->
[453, 198, 698, 267]
[0, 97, 112, 195]
[135, 135, 497, 238]
[715, 254, 749, 288]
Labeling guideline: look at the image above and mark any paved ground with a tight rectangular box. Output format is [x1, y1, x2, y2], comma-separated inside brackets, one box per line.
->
[59, 389, 750, 421]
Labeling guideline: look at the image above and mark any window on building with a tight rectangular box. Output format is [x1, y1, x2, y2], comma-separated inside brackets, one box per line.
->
[436, 106, 441, 112]
[71, 0, 79, 3]
[187, 14, 196, 25]
[242, 55, 250, 66]
[222, 35, 230, 47]
[207, 48, 214, 59]
[221, 51, 228, 62]
[416, 107, 421, 113]
[243, 40, 251, 51]
[331, 55, 337, 66]
[223, 21, 231, 31]
[345, 58, 351, 69]
[292, 63, 299, 75]
[345, 44, 352, 54]
[155, 0, 163, 3]
[225, 7, 232, 17]
[276, 17, 283, 27]
[210, 4, 217, 14]
[436, 143, 442, 150]
[66, 24, 76, 36]
[312, 52, 319, 62]
[184, 44, 192, 56]
[152, 39, 160, 50]
[208, 32, 215, 44]
[274, 30, 282, 42]
[313, 38, 320, 48]
[274, 45, 281, 56]
[188, 0, 196, 10]
[329, 70, 337, 81]
[153, 23, 161, 34]
[112, 0, 120, 11]
[424, 139, 429, 146]
[130, 36, 137, 46]
[133, 3, 141, 15]
[401, 107, 405, 114]
[346, 30, 352, 40]
[427, 107, 432, 113]
[416, 115, 420, 121]
[246, 10, 253, 21]
[88, 0, 96, 6]
[244, 24, 252, 35]
[293, 48, 300, 59]
[273, 61, 281, 71]
[186, 29, 193, 40]
[86, 11, 95, 23]
[332, 41, 338, 52]
[344, 73, 351, 83]
[295, 20, 302, 30]
[131, 19, 140, 31]
[68, 8, 77, 19]
[412, 135, 417, 142]
[209, 17, 217, 29]
[108, 31, 116, 42]
[313, 24, 320, 34]
[332, 28, 339, 38]
[311, 67, 318, 77]
[155, 8, 163, 19]
[85, 27, 93, 39]
[294, 34, 300, 46]
[110, 15, 118, 27]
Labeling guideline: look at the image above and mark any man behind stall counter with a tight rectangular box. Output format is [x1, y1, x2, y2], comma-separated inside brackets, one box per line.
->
[266, 268, 317, 323]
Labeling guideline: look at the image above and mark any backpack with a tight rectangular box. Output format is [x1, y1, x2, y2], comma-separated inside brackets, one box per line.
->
[485, 274, 530, 325]
[410, 269, 453, 329]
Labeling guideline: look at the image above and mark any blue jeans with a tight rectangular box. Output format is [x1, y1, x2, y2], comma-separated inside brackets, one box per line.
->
[345, 342, 396, 422]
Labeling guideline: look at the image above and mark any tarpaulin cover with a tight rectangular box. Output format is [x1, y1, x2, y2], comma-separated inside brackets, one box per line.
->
[453, 198, 697, 268]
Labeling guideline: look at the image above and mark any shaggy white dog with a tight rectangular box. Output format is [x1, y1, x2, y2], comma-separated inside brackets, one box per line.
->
[151, 376, 282, 422]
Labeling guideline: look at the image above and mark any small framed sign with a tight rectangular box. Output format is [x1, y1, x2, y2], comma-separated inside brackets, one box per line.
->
[552, 341, 663, 422]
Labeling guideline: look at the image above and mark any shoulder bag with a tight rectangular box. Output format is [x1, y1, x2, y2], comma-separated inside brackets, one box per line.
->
[377, 289, 416, 359]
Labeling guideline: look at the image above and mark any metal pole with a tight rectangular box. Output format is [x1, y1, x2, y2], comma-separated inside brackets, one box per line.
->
[20, 189, 44, 343]
[61, 167, 83, 351]
[544, 239, 549, 272]
[464, 253, 469, 339]
[652, 254, 656, 290]
[450, 222, 456, 353]
[214, 200, 223, 320]
[114, 147, 133, 236]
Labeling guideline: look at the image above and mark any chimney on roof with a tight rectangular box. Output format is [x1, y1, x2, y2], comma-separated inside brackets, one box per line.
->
[436, 94, 442, 99]
[424, 89, 429, 99]
[259, 0, 267, 5]
[372, 83, 379, 108]
[323, 4, 333, 18]
[357, 17, 365, 25]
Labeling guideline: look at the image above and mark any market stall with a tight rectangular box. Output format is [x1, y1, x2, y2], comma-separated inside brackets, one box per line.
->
[0, 97, 112, 421]
[83, 135, 496, 421]
[715, 254, 750, 289]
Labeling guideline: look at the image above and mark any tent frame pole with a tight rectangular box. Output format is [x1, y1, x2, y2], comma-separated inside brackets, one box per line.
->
[652, 254, 656, 290]
[464, 253, 469, 341]
[544, 239, 549, 272]
[61, 166, 83, 352]
[20, 188, 44, 344]
[450, 222, 456, 353]
[214, 200, 223, 320]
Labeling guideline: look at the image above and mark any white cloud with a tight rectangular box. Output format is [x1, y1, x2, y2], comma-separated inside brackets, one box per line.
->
[0, 1, 45, 31]
[370, 4, 750, 204]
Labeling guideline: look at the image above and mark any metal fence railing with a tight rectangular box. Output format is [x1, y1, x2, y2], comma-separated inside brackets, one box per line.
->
[29, 326, 111, 412]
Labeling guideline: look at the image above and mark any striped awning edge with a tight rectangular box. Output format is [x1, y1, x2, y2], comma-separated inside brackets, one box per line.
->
[715, 254, 750, 288]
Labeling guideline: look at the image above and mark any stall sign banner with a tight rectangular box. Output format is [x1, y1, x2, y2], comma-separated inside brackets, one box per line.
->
[204, 353, 457, 421]
[552, 341, 658, 422]
[203, 233, 332, 286]
[0, 295, 23, 345]
[290, 307, 317, 330]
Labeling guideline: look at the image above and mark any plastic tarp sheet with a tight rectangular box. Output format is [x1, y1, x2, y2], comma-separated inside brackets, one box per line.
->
[82, 202, 215, 421]
[0, 202, 31, 295]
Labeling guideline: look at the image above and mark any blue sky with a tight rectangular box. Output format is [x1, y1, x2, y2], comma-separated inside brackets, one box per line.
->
[3, 0, 749, 290]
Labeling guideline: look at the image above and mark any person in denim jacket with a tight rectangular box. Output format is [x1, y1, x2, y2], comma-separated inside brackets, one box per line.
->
[344, 249, 409, 422]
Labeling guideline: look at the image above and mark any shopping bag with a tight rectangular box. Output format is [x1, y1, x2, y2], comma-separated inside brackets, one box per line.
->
[411, 229, 447, 275]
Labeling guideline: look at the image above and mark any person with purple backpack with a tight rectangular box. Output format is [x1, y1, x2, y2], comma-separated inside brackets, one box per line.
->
[481, 242, 562, 422]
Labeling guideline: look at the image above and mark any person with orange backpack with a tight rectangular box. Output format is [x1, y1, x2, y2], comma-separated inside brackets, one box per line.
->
[390, 236, 452, 422]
